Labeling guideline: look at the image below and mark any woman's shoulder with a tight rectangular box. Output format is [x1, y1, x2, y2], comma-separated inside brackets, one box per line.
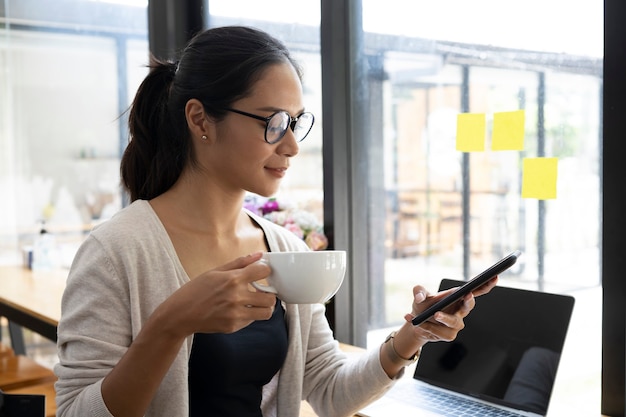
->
[68, 200, 175, 282]
[92, 200, 154, 231]
[88, 200, 163, 246]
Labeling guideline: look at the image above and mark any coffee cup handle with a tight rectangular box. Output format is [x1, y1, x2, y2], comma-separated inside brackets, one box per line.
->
[251, 281, 278, 294]
[252, 257, 277, 294]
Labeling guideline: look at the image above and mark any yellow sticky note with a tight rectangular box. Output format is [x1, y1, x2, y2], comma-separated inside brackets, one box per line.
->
[456, 113, 486, 152]
[522, 157, 558, 199]
[492, 110, 525, 151]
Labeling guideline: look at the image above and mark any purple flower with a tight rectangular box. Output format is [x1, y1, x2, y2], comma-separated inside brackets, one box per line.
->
[261, 198, 280, 215]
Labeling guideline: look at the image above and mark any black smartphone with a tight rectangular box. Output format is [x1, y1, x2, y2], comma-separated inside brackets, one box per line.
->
[411, 250, 522, 326]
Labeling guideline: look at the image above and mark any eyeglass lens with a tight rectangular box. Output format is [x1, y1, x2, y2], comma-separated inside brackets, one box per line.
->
[266, 111, 314, 144]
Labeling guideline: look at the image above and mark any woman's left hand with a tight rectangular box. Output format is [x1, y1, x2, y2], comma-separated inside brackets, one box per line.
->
[404, 277, 498, 345]
[379, 277, 497, 378]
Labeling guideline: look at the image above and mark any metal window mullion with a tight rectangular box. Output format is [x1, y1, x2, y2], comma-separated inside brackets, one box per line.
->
[321, 0, 368, 346]
[461, 65, 471, 279]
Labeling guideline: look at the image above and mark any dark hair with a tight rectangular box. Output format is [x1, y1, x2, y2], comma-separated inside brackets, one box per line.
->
[120, 26, 302, 202]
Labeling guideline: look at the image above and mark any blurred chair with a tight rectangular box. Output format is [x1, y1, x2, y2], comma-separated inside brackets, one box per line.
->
[0, 349, 57, 417]
[0, 355, 56, 391]
[4, 381, 56, 417]
[0, 344, 14, 359]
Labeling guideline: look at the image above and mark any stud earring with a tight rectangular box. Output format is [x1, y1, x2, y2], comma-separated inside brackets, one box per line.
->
[201, 135, 208, 141]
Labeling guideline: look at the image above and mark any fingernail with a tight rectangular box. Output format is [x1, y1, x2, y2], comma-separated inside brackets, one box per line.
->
[415, 291, 426, 303]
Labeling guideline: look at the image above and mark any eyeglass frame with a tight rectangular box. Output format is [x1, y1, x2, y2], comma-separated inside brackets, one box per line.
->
[223, 108, 315, 144]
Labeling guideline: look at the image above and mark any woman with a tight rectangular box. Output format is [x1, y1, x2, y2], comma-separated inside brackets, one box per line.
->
[54, 26, 496, 417]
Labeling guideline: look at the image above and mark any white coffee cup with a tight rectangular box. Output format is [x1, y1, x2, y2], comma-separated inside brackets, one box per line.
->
[251, 251, 347, 304]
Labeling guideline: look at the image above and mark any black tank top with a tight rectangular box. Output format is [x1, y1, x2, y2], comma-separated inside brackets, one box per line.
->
[188, 299, 288, 416]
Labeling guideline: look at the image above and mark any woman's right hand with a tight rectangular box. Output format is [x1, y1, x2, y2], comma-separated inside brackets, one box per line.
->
[102, 253, 274, 417]
[158, 252, 277, 337]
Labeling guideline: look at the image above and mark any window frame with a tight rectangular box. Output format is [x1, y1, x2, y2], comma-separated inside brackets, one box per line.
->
[601, 0, 625, 414]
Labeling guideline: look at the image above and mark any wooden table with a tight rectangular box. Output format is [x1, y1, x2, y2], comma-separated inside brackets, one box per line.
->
[0, 265, 67, 353]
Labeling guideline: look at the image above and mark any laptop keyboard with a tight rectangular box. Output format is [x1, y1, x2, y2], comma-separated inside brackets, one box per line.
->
[393, 383, 524, 416]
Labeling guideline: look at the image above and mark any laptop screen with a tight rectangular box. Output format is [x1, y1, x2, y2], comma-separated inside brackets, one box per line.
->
[413, 279, 575, 415]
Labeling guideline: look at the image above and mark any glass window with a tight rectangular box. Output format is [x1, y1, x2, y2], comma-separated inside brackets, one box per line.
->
[0, 0, 148, 265]
[360, 1, 602, 415]
[1, 1, 605, 414]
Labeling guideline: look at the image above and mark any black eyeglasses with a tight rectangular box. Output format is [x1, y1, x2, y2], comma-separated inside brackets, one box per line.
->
[224, 108, 315, 144]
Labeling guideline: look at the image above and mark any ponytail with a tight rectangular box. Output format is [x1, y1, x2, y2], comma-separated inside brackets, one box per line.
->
[120, 57, 189, 202]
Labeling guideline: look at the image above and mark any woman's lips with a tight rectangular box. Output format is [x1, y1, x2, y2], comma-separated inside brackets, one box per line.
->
[266, 167, 287, 178]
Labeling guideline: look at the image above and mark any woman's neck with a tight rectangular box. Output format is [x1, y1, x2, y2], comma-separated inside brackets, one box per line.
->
[150, 174, 247, 237]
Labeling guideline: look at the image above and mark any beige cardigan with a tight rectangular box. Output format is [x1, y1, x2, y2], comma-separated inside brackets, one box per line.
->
[55, 200, 396, 417]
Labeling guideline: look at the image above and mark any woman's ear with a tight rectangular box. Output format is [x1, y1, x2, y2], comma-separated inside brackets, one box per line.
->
[185, 99, 212, 141]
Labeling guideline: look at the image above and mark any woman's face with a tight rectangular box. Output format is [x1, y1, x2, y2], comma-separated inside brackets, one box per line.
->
[200, 62, 306, 197]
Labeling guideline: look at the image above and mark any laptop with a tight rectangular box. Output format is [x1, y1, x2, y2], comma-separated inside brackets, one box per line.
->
[358, 279, 575, 417]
